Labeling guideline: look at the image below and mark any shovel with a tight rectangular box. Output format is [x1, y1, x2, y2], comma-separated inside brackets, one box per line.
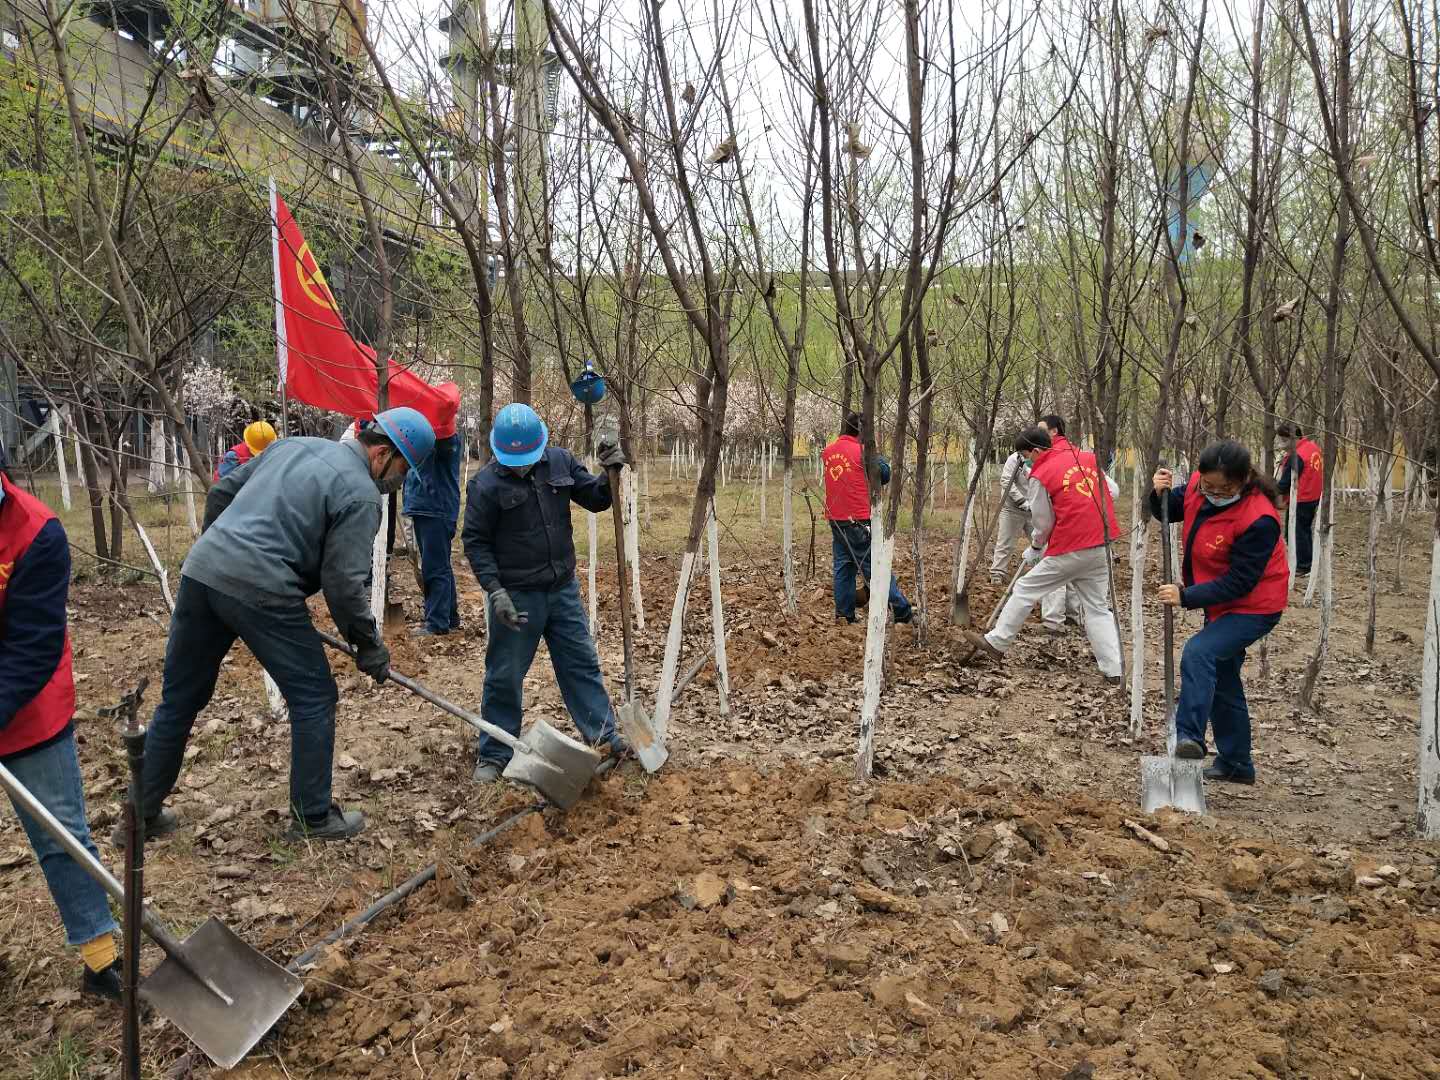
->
[0, 760, 303, 1069]
[318, 631, 601, 808]
[1140, 489, 1207, 815]
[607, 462, 668, 772]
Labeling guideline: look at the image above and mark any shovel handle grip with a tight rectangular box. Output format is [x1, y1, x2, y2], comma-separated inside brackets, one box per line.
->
[316, 631, 530, 755]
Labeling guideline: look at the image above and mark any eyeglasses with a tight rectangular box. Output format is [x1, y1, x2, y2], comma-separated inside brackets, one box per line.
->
[1199, 482, 1241, 499]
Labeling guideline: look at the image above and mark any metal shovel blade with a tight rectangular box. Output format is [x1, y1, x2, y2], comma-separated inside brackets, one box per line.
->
[617, 699, 668, 773]
[141, 917, 304, 1069]
[1139, 755, 1207, 815]
[501, 720, 602, 809]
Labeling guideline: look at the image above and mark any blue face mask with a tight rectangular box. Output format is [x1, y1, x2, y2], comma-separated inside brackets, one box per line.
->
[1204, 491, 1242, 508]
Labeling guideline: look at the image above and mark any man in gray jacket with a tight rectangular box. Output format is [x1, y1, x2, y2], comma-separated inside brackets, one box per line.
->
[125, 408, 435, 844]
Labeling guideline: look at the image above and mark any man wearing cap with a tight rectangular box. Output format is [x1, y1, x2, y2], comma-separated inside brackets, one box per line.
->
[125, 407, 435, 844]
[462, 403, 628, 782]
[404, 427, 464, 637]
[213, 420, 278, 481]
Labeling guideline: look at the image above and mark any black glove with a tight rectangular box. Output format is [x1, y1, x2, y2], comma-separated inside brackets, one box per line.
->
[355, 641, 391, 683]
[490, 588, 528, 631]
[597, 439, 626, 470]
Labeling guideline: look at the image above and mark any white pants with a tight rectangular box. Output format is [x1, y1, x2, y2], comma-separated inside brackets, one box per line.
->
[985, 546, 1122, 676]
[990, 509, 1082, 630]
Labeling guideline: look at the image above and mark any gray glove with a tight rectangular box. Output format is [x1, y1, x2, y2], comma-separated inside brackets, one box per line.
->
[1021, 545, 1045, 568]
[597, 439, 626, 470]
[490, 588, 528, 631]
[355, 641, 391, 683]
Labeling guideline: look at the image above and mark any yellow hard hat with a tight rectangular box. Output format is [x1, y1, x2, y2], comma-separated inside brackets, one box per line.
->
[244, 421, 278, 455]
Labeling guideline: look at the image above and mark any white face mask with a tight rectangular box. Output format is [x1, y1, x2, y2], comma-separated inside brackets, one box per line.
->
[1204, 491, 1242, 508]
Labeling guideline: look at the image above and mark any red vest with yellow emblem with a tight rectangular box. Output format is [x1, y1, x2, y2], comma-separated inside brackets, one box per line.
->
[0, 474, 76, 756]
[1029, 437, 1119, 557]
[822, 435, 872, 522]
[211, 440, 253, 482]
[1292, 437, 1323, 502]
[1182, 474, 1290, 617]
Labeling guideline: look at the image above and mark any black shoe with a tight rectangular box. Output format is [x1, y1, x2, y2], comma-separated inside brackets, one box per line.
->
[81, 958, 123, 1003]
[893, 607, 914, 625]
[1295, 568, 1311, 577]
[836, 614, 857, 624]
[110, 806, 179, 848]
[410, 626, 449, 638]
[1203, 764, 1255, 785]
[473, 761, 504, 783]
[284, 800, 365, 841]
[1175, 739, 1206, 760]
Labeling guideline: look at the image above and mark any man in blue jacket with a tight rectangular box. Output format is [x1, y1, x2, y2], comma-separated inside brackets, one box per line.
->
[127, 407, 434, 845]
[462, 403, 627, 781]
[404, 430, 463, 636]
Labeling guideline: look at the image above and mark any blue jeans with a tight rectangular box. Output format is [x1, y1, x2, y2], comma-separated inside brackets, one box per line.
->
[830, 521, 910, 621]
[478, 577, 620, 766]
[411, 515, 459, 632]
[1175, 612, 1281, 779]
[4, 732, 117, 945]
[143, 576, 339, 822]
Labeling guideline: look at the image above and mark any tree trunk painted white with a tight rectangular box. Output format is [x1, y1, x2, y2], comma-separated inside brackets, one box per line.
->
[952, 480, 979, 601]
[174, 436, 199, 537]
[855, 508, 894, 781]
[625, 468, 644, 630]
[131, 513, 174, 610]
[1286, 485, 1299, 591]
[370, 496, 388, 634]
[263, 673, 287, 721]
[651, 549, 699, 740]
[707, 502, 730, 717]
[69, 415, 84, 510]
[147, 419, 167, 493]
[782, 461, 798, 615]
[1417, 522, 1440, 839]
[587, 500, 599, 638]
[759, 449, 768, 528]
[1128, 481, 1149, 740]
[642, 454, 651, 527]
[1304, 491, 1324, 607]
[51, 409, 71, 511]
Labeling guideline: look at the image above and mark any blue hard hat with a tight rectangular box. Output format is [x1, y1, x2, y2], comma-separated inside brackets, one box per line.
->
[570, 360, 606, 405]
[372, 406, 436, 470]
[490, 403, 548, 467]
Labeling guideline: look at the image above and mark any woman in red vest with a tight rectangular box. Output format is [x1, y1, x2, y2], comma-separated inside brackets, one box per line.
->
[1152, 439, 1289, 785]
[0, 454, 123, 1000]
[1275, 423, 1323, 576]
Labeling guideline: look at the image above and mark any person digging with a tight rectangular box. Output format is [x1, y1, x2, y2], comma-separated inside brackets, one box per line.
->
[461, 403, 629, 783]
[961, 426, 1124, 683]
[121, 407, 436, 846]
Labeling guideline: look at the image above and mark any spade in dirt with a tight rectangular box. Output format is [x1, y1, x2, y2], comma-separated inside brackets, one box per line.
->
[0, 757, 302, 1070]
[607, 459, 668, 773]
[319, 631, 601, 807]
[1140, 478, 1206, 814]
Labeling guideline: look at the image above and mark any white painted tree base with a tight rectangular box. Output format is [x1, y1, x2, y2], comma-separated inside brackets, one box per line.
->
[707, 503, 730, 717]
[370, 497, 388, 635]
[855, 511, 894, 781]
[1417, 531, 1440, 838]
[782, 463, 797, 615]
[626, 469, 645, 631]
[264, 673, 288, 721]
[51, 409, 71, 511]
[651, 549, 699, 740]
[1129, 487, 1149, 739]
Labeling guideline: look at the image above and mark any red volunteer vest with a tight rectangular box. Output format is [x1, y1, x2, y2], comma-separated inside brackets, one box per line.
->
[0, 475, 75, 757]
[211, 440, 254, 482]
[1290, 437, 1323, 502]
[822, 435, 872, 522]
[1182, 475, 1289, 618]
[1029, 437, 1119, 557]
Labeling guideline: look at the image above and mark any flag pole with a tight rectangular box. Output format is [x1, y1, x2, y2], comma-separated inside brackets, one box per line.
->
[270, 177, 290, 438]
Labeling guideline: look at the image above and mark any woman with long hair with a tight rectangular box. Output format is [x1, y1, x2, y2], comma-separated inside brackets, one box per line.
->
[1151, 439, 1289, 785]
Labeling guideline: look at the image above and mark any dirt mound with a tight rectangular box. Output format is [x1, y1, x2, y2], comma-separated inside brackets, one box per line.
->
[268, 766, 1440, 1079]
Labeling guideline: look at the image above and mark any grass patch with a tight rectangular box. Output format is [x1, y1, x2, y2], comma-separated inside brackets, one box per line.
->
[30, 1035, 90, 1080]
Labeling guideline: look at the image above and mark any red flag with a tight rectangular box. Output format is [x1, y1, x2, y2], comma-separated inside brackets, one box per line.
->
[271, 188, 459, 437]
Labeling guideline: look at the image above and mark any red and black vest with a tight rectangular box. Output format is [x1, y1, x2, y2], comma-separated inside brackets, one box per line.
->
[822, 435, 872, 522]
[211, 440, 254, 482]
[1029, 437, 1119, 557]
[1182, 474, 1290, 618]
[1287, 437, 1323, 502]
[0, 475, 75, 757]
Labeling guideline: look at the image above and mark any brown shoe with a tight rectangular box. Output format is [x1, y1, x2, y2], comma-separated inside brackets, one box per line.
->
[959, 629, 1003, 665]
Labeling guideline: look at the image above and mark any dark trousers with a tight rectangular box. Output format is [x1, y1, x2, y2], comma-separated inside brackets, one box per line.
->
[830, 521, 910, 621]
[1294, 499, 1319, 573]
[143, 576, 339, 823]
[412, 515, 459, 632]
[1174, 612, 1281, 780]
[478, 578, 620, 766]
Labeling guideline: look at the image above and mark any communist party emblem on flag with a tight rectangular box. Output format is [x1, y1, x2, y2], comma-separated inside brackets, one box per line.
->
[270, 181, 460, 435]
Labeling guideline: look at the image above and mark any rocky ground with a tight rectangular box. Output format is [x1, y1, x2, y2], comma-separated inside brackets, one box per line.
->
[1, 482, 1437, 1078]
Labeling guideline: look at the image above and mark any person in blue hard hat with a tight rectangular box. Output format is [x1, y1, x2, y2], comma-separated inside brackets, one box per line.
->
[125, 407, 436, 845]
[404, 426, 464, 637]
[462, 403, 628, 781]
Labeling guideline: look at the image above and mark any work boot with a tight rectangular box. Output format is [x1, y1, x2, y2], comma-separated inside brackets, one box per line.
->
[284, 801, 365, 841]
[893, 607, 914, 625]
[1175, 739, 1205, 760]
[958, 630, 1003, 665]
[1203, 763, 1255, 785]
[473, 761, 504, 783]
[110, 806, 179, 848]
[410, 626, 448, 638]
[81, 958, 123, 1004]
[1042, 625, 1064, 637]
[1104, 675, 1123, 687]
